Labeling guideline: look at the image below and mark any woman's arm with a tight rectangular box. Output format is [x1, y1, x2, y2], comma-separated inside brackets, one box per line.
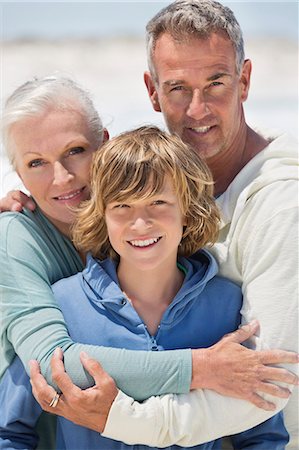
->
[29, 350, 297, 447]
[2, 212, 297, 403]
[0, 212, 191, 400]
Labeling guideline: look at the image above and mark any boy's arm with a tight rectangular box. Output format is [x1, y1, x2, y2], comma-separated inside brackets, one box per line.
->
[0, 357, 41, 450]
[230, 413, 289, 449]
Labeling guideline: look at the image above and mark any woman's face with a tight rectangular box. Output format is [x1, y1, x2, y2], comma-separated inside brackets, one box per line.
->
[12, 108, 100, 236]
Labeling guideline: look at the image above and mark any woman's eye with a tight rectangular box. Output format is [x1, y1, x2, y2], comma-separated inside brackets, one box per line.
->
[28, 159, 44, 168]
[69, 146, 85, 155]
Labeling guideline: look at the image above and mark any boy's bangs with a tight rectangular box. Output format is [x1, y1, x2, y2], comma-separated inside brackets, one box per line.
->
[105, 160, 167, 205]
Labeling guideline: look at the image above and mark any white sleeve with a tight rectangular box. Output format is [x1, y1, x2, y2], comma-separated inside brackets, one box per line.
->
[237, 184, 298, 445]
[102, 390, 287, 447]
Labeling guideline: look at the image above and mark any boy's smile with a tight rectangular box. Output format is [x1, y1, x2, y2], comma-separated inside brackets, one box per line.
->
[105, 176, 185, 273]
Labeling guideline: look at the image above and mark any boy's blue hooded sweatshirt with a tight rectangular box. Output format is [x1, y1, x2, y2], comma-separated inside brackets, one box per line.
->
[0, 250, 288, 449]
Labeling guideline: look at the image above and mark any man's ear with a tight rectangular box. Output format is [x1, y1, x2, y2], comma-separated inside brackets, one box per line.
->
[144, 71, 161, 112]
[103, 128, 109, 143]
[239, 59, 252, 102]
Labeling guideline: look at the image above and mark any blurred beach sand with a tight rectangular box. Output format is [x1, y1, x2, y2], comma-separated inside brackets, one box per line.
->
[1, 36, 298, 195]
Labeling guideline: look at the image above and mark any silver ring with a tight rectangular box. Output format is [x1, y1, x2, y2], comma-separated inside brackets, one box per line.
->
[49, 391, 60, 408]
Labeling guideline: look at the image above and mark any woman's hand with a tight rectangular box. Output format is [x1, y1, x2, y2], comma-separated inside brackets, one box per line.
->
[0, 190, 35, 212]
[29, 348, 118, 433]
[191, 320, 299, 410]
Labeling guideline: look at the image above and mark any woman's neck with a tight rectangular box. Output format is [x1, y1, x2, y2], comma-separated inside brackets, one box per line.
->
[117, 260, 185, 336]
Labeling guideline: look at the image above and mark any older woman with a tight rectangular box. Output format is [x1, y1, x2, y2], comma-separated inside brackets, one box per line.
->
[0, 75, 194, 393]
[0, 76, 297, 447]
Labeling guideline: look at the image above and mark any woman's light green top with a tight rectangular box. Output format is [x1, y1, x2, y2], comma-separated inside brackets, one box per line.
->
[0, 207, 191, 400]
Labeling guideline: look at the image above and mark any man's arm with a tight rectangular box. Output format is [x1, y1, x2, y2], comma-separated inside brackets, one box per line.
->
[30, 328, 298, 447]
[228, 181, 299, 446]
[0, 190, 35, 212]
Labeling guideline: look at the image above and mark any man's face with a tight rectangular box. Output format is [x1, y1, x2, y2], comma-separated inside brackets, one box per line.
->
[144, 32, 251, 162]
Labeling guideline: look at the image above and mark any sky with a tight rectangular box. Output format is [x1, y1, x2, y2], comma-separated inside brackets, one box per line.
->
[1, 1, 298, 42]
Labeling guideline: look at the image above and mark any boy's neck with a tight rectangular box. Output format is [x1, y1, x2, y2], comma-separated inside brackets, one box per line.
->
[117, 259, 185, 336]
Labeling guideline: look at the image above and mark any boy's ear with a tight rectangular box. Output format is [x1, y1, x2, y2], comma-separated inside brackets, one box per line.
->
[144, 71, 162, 112]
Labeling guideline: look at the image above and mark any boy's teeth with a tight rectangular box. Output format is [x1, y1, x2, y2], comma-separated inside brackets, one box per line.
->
[130, 237, 159, 247]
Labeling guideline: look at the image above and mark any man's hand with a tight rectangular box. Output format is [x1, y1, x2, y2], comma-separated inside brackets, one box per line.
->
[0, 190, 35, 212]
[191, 320, 299, 410]
[29, 348, 118, 433]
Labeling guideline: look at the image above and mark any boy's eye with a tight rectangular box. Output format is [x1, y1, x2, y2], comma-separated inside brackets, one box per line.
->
[69, 146, 85, 155]
[114, 204, 129, 209]
[28, 159, 44, 168]
[152, 200, 166, 205]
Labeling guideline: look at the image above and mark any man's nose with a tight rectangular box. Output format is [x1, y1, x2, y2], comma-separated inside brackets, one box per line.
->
[186, 89, 210, 120]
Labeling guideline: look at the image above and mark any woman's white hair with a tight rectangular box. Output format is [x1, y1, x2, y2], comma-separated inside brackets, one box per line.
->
[146, 0, 245, 81]
[2, 75, 104, 166]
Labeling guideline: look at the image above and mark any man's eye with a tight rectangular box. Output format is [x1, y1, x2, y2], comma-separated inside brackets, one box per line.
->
[69, 147, 85, 155]
[210, 81, 223, 87]
[28, 159, 44, 168]
[170, 86, 184, 92]
[152, 200, 166, 205]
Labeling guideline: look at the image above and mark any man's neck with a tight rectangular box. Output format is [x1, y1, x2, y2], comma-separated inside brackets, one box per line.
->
[210, 126, 269, 196]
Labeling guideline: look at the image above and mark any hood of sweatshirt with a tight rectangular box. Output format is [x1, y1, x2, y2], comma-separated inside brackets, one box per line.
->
[80, 249, 219, 329]
[217, 131, 298, 227]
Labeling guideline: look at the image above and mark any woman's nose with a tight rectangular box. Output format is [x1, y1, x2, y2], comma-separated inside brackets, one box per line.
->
[52, 162, 74, 186]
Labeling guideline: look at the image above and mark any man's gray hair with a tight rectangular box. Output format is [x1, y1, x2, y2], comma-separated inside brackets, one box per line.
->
[2, 75, 104, 166]
[146, 0, 245, 80]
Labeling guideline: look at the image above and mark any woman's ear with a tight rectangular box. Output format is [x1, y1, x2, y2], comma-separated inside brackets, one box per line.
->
[103, 128, 109, 143]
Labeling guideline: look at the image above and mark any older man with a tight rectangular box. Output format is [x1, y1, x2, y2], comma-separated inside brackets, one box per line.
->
[141, 0, 298, 446]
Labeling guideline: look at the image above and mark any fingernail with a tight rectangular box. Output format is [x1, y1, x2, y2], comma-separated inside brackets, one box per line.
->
[250, 319, 259, 327]
[80, 351, 88, 359]
[54, 347, 62, 357]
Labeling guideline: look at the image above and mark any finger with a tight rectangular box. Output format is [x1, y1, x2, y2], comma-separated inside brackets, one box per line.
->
[259, 349, 299, 365]
[24, 199, 36, 211]
[223, 320, 259, 344]
[29, 359, 41, 378]
[79, 351, 111, 386]
[248, 392, 276, 411]
[29, 360, 49, 391]
[51, 349, 82, 396]
[29, 360, 58, 408]
[258, 366, 298, 385]
[257, 381, 291, 398]
[11, 191, 35, 211]
[11, 202, 24, 212]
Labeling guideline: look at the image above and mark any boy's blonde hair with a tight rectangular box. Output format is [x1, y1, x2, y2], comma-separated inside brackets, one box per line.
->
[72, 126, 220, 259]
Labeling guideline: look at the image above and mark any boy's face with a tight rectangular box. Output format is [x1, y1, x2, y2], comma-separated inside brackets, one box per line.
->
[105, 175, 185, 273]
